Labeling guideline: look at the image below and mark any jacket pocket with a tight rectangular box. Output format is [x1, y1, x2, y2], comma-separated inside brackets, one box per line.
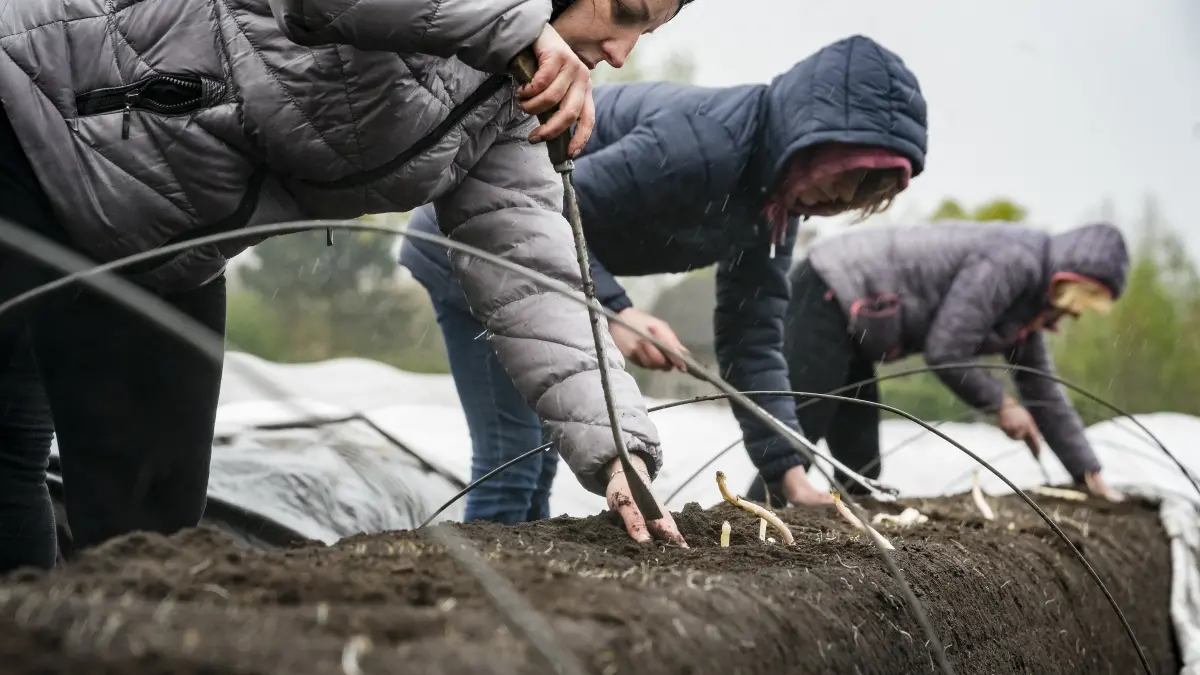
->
[848, 293, 905, 362]
[75, 73, 226, 139]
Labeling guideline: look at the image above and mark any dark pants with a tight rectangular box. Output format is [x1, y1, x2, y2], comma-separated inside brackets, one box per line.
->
[748, 260, 880, 504]
[0, 105, 226, 573]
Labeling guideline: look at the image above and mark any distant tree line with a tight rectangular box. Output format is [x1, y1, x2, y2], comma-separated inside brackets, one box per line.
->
[223, 50, 1200, 424]
[877, 196, 1200, 424]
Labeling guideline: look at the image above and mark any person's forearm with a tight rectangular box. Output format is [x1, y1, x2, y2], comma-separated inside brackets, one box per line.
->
[268, 0, 549, 73]
[590, 253, 632, 312]
[437, 130, 662, 496]
[714, 242, 805, 481]
[924, 254, 1035, 413]
[735, 397, 807, 481]
[1011, 335, 1101, 481]
[717, 347, 806, 480]
[930, 360, 1008, 412]
[1022, 393, 1100, 480]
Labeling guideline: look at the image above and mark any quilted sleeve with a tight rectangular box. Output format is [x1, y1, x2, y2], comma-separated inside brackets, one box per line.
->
[267, 0, 550, 74]
[1007, 332, 1101, 481]
[434, 117, 662, 496]
[591, 253, 632, 313]
[924, 248, 1042, 411]
[714, 225, 805, 482]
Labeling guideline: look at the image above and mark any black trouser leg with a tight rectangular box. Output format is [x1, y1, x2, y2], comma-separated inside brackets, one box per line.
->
[31, 277, 226, 550]
[0, 101, 67, 572]
[825, 357, 881, 495]
[0, 102, 226, 567]
[0, 329, 57, 571]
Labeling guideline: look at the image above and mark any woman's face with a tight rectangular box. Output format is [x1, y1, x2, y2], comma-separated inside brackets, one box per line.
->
[789, 168, 905, 218]
[552, 0, 680, 69]
[1029, 308, 1073, 334]
[794, 169, 872, 215]
[771, 144, 912, 220]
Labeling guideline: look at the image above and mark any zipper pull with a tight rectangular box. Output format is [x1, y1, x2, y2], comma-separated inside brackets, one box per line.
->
[121, 89, 139, 139]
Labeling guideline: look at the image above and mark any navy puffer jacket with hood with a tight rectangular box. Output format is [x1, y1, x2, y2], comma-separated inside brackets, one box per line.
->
[401, 35, 928, 481]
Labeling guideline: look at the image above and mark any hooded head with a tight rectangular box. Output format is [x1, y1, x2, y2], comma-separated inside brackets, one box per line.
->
[1048, 222, 1130, 301]
[1029, 223, 1129, 330]
[1049, 276, 1115, 316]
[754, 36, 928, 244]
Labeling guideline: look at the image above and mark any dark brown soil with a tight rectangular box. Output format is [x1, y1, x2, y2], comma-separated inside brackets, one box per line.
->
[0, 492, 1180, 675]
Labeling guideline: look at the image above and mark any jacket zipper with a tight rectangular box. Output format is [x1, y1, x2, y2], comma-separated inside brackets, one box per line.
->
[300, 72, 509, 247]
[302, 73, 510, 190]
[76, 74, 206, 139]
[122, 166, 270, 277]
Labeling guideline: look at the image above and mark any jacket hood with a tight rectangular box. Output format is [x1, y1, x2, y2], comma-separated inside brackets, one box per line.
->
[1048, 223, 1131, 299]
[749, 35, 928, 197]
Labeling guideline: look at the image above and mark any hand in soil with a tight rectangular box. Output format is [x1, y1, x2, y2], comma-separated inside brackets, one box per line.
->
[605, 456, 688, 547]
[782, 465, 835, 506]
[1083, 471, 1126, 503]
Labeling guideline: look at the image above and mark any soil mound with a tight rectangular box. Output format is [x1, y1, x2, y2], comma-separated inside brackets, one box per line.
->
[0, 492, 1180, 674]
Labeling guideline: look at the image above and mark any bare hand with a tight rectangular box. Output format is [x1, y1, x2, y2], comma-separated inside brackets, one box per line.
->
[516, 24, 594, 156]
[609, 308, 689, 372]
[782, 465, 835, 506]
[1083, 471, 1126, 503]
[605, 454, 687, 547]
[998, 397, 1041, 454]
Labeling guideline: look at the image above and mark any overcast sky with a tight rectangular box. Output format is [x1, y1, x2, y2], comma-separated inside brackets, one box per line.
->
[629, 0, 1200, 255]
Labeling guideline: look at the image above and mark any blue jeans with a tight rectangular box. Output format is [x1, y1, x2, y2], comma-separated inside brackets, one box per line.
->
[408, 237, 559, 524]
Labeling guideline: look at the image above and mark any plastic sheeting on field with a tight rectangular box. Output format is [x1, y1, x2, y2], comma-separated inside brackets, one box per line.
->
[1162, 496, 1200, 675]
[208, 413, 466, 545]
[48, 354, 474, 546]
[214, 354, 1200, 520]
[214, 355, 481, 543]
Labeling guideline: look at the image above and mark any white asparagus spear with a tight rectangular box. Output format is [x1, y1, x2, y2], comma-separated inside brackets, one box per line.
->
[832, 491, 896, 551]
[972, 470, 996, 521]
[716, 471, 795, 545]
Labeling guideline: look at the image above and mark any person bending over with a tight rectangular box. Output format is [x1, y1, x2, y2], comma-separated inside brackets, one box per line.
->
[400, 35, 928, 523]
[748, 221, 1129, 504]
[0, 0, 695, 573]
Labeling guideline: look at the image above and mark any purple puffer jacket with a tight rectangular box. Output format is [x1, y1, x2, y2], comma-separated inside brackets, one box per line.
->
[804, 221, 1129, 480]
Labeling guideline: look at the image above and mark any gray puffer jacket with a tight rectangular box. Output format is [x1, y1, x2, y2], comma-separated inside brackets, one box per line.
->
[0, 0, 659, 495]
[806, 221, 1129, 480]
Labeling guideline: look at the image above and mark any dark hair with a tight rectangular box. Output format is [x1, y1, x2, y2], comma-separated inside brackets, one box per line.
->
[550, 0, 576, 20]
[847, 168, 905, 221]
[550, 0, 694, 22]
